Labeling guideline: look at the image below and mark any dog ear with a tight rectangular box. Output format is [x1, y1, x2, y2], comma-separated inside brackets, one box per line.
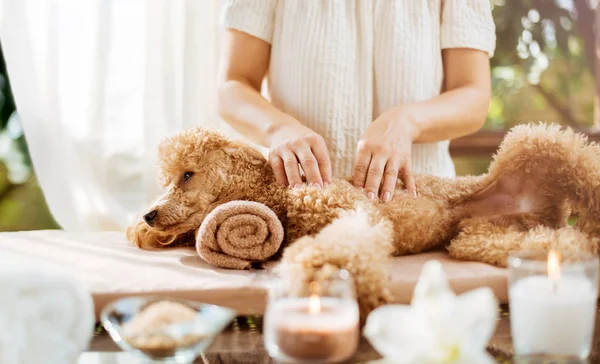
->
[224, 140, 266, 165]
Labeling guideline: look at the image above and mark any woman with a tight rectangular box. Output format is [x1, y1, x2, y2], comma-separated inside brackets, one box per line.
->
[217, 1, 496, 202]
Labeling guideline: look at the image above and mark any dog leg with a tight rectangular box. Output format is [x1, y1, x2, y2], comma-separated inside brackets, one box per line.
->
[487, 123, 600, 227]
[448, 215, 598, 267]
[377, 194, 455, 255]
[275, 208, 395, 323]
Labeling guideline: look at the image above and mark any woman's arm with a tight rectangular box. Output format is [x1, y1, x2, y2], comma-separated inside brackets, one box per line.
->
[217, 29, 289, 147]
[217, 29, 332, 187]
[391, 48, 492, 143]
[352, 48, 491, 200]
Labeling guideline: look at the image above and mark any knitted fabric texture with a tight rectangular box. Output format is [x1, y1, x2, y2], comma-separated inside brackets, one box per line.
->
[221, 0, 496, 178]
[196, 200, 284, 269]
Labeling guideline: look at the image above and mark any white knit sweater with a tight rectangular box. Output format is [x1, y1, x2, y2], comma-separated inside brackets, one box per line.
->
[222, 0, 496, 178]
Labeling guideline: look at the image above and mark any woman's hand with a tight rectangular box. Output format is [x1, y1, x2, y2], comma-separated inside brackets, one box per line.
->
[217, 29, 332, 188]
[268, 121, 333, 188]
[353, 107, 419, 202]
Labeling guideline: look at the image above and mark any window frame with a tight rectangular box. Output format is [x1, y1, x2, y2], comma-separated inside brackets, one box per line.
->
[450, 129, 600, 157]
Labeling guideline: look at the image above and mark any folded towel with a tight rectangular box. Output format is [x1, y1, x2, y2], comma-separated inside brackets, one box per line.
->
[196, 200, 285, 269]
[0, 254, 95, 364]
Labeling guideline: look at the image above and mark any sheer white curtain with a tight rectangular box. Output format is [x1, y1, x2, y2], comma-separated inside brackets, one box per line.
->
[0, 0, 233, 231]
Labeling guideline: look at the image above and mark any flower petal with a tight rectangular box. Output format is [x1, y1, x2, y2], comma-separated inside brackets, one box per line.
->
[412, 260, 455, 308]
[364, 305, 434, 362]
[364, 261, 498, 364]
[455, 287, 499, 349]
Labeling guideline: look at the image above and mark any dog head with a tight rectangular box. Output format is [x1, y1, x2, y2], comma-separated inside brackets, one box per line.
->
[138, 127, 267, 238]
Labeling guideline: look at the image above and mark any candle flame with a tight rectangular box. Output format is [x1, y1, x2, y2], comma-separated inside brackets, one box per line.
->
[547, 249, 561, 280]
[308, 294, 321, 314]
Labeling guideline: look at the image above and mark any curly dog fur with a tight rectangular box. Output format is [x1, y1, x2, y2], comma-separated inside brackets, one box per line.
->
[127, 122, 600, 320]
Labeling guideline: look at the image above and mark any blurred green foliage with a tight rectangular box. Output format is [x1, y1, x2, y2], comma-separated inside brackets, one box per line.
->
[485, 0, 596, 131]
[0, 0, 597, 230]
[455, 0, 596, 176]
[0, 45, 59, 231]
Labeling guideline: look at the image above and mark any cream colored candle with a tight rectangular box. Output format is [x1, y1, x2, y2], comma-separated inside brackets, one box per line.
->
[264, 295, 359, 363]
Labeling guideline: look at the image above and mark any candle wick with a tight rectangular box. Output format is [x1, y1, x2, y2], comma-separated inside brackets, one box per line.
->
[552, 279, 558, 294]
[308, 294, 321, 314]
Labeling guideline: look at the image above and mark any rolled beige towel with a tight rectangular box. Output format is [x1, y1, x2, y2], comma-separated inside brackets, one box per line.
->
[196, 200, 285, 269]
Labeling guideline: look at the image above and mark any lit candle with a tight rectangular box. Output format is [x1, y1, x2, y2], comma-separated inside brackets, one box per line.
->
[509, 249, 598, 359]
[548, 249, 561, 293]
[264, 289, 359, 363]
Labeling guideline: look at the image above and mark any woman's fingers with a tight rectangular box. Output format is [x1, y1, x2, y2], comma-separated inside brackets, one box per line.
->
[295, 145, 323, 187]
[401, 162, 417, 197]
[310, 137, 333, 185]
[380, 159, 401, 202]
[372, 158, 416, 202]
[352, 149, 372, 191]
[269, 130, 332, 189]
[269, 155, 289, 186]
[364, 157, 386, 201]
[353, 140, 416, 201]
[279, 150, 303, 188]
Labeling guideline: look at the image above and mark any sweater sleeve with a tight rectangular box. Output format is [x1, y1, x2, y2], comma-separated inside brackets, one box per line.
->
[220, 0, 277, 44]
[441, 0, 497, 58]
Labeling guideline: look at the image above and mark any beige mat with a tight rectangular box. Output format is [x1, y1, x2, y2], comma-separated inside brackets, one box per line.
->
[0, 230, 508, 318]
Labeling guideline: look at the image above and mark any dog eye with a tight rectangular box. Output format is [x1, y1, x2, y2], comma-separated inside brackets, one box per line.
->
[183, 172, 194, 182]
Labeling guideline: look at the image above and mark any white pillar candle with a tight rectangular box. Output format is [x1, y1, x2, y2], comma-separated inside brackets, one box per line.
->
[509, 250, 598, 359]
[510, 275, 596, 358]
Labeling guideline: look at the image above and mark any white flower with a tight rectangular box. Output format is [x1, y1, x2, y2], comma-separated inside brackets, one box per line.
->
[363, 260, 498, 364]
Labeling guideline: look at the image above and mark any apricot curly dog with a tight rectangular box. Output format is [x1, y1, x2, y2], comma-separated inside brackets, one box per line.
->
[128, 123, 600, 319]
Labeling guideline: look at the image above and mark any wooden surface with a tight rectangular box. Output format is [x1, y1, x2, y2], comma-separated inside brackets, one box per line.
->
[87, 303, 600, 363]
[449, 129, 600, 156]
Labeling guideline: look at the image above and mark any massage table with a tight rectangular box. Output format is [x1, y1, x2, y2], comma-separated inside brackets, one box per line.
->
[0, 230, 508, 318]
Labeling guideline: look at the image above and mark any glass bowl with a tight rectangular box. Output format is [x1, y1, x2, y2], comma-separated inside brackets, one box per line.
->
[101, 296, 236, 363]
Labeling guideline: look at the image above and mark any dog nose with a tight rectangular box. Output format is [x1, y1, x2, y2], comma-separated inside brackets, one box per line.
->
[143, 210, 158, 226]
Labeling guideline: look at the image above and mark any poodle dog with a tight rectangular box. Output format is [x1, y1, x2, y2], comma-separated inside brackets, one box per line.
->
[128, 123, 600, 319]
